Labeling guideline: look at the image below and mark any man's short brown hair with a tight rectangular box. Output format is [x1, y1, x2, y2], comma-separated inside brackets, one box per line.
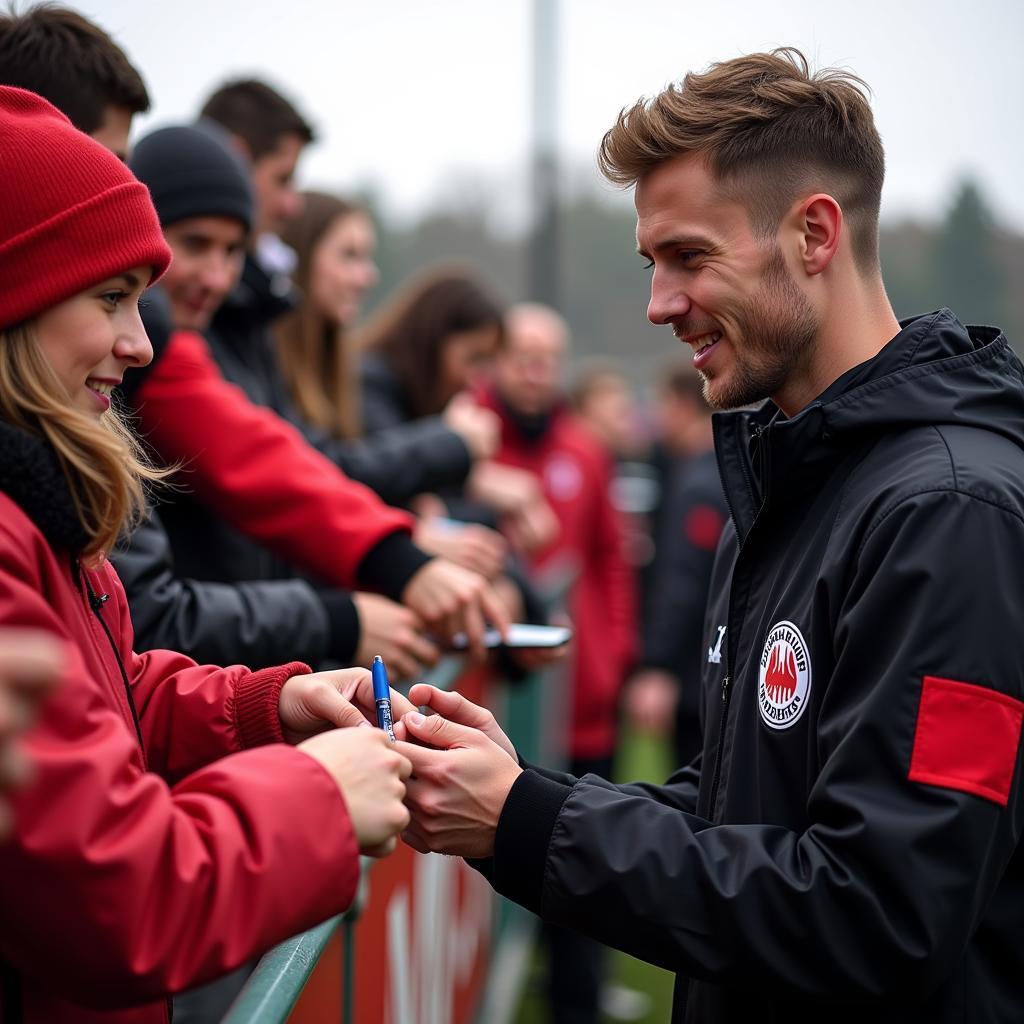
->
[201, 79, 315, 160]
[0, 3, 149, 134]
[599, 48, 885, 269]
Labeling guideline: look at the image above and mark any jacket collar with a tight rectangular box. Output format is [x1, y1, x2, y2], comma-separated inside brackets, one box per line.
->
[0, 419, 89, 554]
[211, 253, 297, 351]
[713, 310, 1023, 542]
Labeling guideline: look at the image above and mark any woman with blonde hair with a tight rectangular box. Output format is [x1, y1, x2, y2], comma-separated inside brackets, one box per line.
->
[0, 87, 411, 1024]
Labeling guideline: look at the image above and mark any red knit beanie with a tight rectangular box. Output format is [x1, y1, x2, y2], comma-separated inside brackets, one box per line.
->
[0, 86, 172, 330]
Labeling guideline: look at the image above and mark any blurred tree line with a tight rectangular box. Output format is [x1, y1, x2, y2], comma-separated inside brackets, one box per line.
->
[360, 177, 1022, 382]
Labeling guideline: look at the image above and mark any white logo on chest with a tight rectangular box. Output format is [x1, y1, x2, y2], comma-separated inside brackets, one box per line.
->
[758, 620, 812, 730]
[707, 625, 726, 664]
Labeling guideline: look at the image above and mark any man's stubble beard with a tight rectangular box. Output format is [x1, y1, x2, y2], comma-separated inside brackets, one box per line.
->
[700, 245, 819, 411]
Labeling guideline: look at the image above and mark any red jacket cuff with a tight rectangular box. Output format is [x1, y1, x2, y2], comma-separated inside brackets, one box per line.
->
[231, 661, 311, 748]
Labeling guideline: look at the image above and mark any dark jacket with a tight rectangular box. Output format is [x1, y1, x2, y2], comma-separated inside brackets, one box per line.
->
[213, 259, 473, 505]
[111, 511, 358, 666]
[484, 311, 1024, 1023]
[640, 448, 727, 763]
[127, 278, 427, 598]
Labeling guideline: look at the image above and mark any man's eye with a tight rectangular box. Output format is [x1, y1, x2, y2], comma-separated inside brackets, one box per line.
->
[100, 291, 125, 308]
[679, 250, 701, 263]
[642, 259, 654, 270]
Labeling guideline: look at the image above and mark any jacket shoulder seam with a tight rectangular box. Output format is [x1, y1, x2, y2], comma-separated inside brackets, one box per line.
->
[856, 486, 1024, 563]
[930, 425, 958, 490]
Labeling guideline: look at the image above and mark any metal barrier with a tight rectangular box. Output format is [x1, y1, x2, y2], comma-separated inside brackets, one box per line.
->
[221, 643, 568, 1024]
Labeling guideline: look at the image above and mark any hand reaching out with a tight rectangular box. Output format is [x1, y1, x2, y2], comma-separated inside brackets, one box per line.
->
[298, 727, 411, 857]
[402, 559, 510, 661]
[395, 710, 522, 859]
[393, 683, 517, 759]
[353, 593, 440, 681]
[278, 666, 418, 743]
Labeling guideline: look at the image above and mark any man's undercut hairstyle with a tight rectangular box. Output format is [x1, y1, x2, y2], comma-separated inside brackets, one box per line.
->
[200, 78, 315, 160]
[599, 48, 885, 269]
[0, 3, 149, 134]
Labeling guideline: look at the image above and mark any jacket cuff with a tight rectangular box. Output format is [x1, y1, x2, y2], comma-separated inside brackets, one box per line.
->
[491, 769, 572, 914]
[356, 531, 433, 601]
[232, 660, 311, 748]
[317, 590, 360, 663]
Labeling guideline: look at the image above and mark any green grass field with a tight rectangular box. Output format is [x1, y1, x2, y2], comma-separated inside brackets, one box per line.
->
[511, 727, 677, 1024]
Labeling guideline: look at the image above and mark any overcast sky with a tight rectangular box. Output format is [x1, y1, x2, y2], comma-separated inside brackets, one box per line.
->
[75, 0, 1024, 231]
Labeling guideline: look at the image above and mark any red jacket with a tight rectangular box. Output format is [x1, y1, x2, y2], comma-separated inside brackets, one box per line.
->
[0, 466, 359, 1022]
[133, 330, 419, 590]
[481, 388, 636, 759]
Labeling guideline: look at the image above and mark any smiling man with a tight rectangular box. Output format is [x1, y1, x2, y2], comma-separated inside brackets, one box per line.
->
[393, 49, 1024, 1024]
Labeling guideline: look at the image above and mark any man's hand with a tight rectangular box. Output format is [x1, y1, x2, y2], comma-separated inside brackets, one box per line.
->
[401, 559, 510, 660]
[624, 669, 680, 738]
[0, 629, 63, 839]
[298, 728, 412, 857]
[414, 519, 508, 580]
[393, 683, 517, 759]
[278, 667, 418, 743]
[395, 711, 522, 859]
[353, 593, 440, 681]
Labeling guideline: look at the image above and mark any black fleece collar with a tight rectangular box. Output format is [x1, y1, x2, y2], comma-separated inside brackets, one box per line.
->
[0, 419, 89, 554]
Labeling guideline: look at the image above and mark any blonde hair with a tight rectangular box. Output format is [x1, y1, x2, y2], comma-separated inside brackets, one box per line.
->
[0, 322, 169, 561]
[598, 48, 885, 269]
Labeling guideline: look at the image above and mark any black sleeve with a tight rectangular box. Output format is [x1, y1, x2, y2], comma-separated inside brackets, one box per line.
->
[359, 359, 410, 436]
[490, 490, 1024, 998]
[112, 510, 359, 668]
[302, 418, 472, 507]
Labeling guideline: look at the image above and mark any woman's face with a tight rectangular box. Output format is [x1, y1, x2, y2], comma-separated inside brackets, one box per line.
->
[439, 323, 503, 403]
[309, 212, 379, 328]
[34, 266, 153, 417]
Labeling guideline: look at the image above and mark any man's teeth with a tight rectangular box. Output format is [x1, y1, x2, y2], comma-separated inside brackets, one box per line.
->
[88, 381, 114, 397]
[693, 332, 722, 354]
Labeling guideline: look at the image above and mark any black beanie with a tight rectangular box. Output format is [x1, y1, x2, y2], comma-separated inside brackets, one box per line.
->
[129, 121, 253, 232]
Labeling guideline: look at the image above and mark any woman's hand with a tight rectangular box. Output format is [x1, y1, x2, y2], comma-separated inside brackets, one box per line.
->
[278, 667, 418, 743]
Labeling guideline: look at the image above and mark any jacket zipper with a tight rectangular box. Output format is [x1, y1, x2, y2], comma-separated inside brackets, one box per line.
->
[706, 424, 769, 818]
[80, 568, 146, 756]
[707, 670, 732, 818]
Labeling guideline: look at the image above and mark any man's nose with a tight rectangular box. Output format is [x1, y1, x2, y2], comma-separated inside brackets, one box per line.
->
[647, 273, 691, 326]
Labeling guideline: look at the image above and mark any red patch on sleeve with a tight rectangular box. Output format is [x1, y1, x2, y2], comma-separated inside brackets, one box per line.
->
[684, 505, 725, 551]
[908, 676, 1023, 807]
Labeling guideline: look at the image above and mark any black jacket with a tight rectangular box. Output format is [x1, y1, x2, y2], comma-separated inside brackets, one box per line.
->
[215, 260, 472, 506]
[156, 259, 470, 587]
[111, 511, 358, 666]
[486, 311, 1024, 1023]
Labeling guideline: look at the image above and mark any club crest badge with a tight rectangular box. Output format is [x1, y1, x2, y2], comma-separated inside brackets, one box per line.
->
[758, 620, 812, 730]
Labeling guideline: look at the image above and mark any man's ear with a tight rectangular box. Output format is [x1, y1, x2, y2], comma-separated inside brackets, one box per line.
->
[794, 193, 843, 276]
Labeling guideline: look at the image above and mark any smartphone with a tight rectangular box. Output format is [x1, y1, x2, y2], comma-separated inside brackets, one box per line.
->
[448, 623, 573, 650]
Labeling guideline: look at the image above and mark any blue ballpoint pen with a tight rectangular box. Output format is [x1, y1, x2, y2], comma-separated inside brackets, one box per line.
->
[371, 655, 396, 741]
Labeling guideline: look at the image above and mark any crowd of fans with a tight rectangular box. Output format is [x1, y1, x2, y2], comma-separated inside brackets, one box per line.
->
[0, 6, 719, 1023]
